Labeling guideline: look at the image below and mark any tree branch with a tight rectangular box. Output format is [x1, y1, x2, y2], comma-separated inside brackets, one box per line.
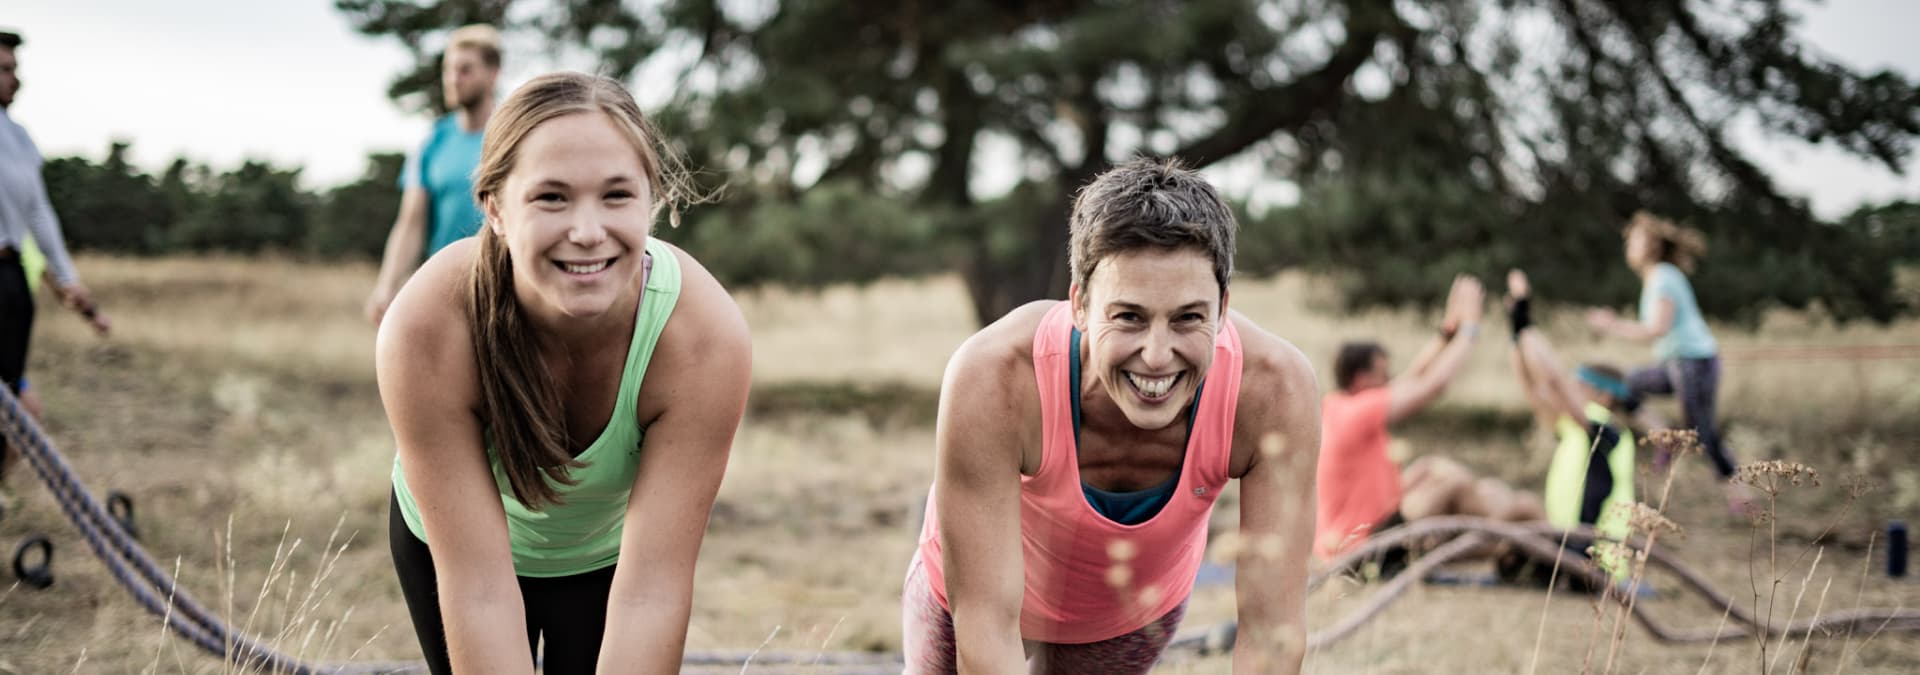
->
[1580, 0, 1797, 211]
[1169, 6, 1397, 168]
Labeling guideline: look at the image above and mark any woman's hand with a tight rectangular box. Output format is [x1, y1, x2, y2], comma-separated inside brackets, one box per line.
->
[1585, 307, 1617, 334]
[1505, 269, 1530, 301]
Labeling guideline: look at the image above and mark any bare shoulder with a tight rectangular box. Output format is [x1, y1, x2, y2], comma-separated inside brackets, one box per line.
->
[944, 300, 1054, 397]
[1226, 310, 1322, 477]
[939, 300, 1054, 473]
[378, 240, 479, 379]
[639, 240, 752, 420]
[1227, 310, 1319, 404]
[653, 239, 751, 362]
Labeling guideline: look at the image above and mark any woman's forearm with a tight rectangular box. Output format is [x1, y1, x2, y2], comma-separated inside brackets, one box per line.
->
[594, 594, 694, 673]
[442, 593, 537, 674]
[1611, 320, 1660, 343]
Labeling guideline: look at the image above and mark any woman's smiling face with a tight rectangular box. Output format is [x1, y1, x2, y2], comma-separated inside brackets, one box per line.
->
[486, 110, 655, 320]
[1073, 247, 1224, 431]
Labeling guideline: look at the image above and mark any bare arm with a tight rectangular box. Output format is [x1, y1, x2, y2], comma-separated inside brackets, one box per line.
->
[1386, 323, 1479, 425]
[366, 187, 432, 324]
[1400, 335, 1448, 380]
[1508, 338, 1560, 430]
[376, 244, 532, 674]
[1588, 298, 1673, 343]
[1230, 323, 1320, 675]
[595, 247, 751, 673]
[1514, 328, 1585, 421]
[1386, 275, 1485, 424]
[935, 322, 1034, 675]
[1405, 275, 1471, 378]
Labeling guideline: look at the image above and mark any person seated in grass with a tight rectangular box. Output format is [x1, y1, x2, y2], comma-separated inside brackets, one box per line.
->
[1316, 275, 1546, 563]
[1506, 269, 1636, 577]
[903, 158, 1321, 674]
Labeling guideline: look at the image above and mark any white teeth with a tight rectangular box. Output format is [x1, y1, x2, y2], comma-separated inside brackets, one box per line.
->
[1126, 372, 1178, 398]
[562, 260, 609, 274]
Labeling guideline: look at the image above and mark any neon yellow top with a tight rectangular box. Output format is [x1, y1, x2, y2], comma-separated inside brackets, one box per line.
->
[20, 236, 45, 294]
[392, 237, 681, 577]
[1545, 402, 1636, 578]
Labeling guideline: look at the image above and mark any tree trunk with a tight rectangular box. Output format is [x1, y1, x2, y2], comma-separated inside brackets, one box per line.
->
[962, 161, 1106, 325]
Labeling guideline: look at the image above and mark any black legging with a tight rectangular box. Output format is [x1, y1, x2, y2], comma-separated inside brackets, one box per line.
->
[388, 491, 616, 675]
[1, 255, 33, 393]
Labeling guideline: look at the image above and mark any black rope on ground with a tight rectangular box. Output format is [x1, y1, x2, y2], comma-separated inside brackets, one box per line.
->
[2, 384, 419, 674]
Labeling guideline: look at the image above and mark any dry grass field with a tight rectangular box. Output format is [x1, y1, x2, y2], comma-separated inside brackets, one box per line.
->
[1, 252, 1916, 673]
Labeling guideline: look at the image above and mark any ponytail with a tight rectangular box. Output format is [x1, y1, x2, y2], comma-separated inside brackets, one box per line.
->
[467, 226, 580, 509]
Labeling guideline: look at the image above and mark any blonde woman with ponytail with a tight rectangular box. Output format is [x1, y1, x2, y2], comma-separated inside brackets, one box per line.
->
[379, 72, 747, 675]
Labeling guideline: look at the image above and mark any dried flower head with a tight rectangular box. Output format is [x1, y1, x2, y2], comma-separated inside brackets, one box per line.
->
[1617, 501, 1684, 540]
[1734, 460, 1820, 492]
[1841, 473, 1879, 499]
[1643, 429, 1702, 457]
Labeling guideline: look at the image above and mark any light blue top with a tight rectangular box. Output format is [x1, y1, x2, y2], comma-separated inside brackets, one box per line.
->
[0, 108, 78, 285]
[399, 114, 486, 257]
[1641, 262, 1717, 360]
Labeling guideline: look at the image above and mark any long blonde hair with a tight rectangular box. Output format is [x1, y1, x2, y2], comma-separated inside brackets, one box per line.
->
[466, 72, 699, 509]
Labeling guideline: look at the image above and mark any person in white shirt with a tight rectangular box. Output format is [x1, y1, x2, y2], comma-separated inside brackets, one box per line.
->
[0, 28, 111, 483]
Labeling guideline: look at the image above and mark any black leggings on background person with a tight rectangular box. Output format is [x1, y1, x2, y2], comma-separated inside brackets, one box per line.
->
[387, 491, 617, 675]
[1, 253, 32, 392]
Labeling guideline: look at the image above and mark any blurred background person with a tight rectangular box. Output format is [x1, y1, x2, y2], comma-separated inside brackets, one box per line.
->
[364, 24, 500, 325]
[0, 28, 110, 484]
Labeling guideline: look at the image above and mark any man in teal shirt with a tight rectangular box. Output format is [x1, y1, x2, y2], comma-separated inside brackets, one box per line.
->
[365, 25, 500, 325]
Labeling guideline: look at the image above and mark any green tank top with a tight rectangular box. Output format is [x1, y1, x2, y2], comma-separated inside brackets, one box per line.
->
[391, 236, 681, 577]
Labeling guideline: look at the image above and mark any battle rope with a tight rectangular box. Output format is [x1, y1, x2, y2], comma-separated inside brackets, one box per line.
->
[0, 386, 904, 673]
[12, 382, 1915, 670]
[1169, 516, 1920, 656]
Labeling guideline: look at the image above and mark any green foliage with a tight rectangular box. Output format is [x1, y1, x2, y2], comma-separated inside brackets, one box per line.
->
[41, 144, 402, 260]
[165, 161, 312, 253]
[670, 180, 951, 289]
[1841, 200, 1920, 264]
[40, 142, 172, 254]
[309, 153, 406, 259]
[312, 1, 1920, 325]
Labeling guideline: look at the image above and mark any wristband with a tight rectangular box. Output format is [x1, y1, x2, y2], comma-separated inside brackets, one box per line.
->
[1508, 297, 1532, 341]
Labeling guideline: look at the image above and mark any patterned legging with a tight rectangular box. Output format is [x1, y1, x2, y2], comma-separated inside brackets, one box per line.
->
[899, 553, 1187, 675]
[1628, 356, 1736, 478]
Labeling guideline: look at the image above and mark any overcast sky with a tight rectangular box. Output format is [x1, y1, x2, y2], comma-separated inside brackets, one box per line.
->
[3, 0, 1916, 218]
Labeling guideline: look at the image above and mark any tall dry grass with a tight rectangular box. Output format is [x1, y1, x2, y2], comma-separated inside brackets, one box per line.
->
[2, 253, 1916, 673]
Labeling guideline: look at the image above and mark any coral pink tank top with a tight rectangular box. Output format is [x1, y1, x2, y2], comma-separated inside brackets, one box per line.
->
[916, 301, 1243, 644]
